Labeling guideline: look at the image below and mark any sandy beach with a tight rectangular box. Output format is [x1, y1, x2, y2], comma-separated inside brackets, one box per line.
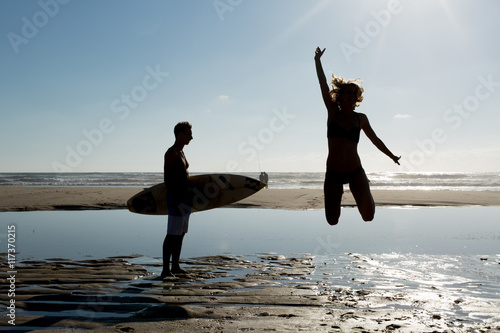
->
[1, 187, 500, 332]
[1, 186, 500, 212]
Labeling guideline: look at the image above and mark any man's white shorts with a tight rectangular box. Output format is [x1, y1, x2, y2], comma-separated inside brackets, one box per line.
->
[167, 214, 190, 235]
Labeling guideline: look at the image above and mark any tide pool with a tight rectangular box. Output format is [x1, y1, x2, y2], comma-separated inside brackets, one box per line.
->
[2, 207, 499, 329]
[1, 207, 499, 262]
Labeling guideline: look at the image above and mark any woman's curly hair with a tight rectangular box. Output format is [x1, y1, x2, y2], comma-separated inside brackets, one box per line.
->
[329, 74, 364, 108]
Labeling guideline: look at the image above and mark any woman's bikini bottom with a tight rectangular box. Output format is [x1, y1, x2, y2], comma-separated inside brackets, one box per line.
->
[325, 166, 364, 185]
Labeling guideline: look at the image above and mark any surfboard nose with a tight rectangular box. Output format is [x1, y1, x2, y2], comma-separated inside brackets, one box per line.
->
[244, 177, 266, 191]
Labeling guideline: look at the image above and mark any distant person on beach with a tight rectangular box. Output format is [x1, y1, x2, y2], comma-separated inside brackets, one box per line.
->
[260, 172, 269, 188]
[161, 121, 193, 278]
[315, 47, 400, 225]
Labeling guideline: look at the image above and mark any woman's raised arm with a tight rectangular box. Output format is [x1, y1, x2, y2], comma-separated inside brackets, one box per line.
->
[315, 47, 337, 114]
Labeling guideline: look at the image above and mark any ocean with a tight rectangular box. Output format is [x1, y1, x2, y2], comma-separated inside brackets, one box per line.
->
[0, 172, 499, 191]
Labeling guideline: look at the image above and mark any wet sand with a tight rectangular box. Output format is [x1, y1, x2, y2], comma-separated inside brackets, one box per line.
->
[2, 254, 498, 332]
[1, 186, 499, 212]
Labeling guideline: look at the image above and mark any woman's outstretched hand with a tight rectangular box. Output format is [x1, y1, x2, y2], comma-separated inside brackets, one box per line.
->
[315, 47, 325, 61]
[392, 155, 401, 165]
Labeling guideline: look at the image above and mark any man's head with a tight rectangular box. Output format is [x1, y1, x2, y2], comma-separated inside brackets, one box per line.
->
[174, 121, 193, 145]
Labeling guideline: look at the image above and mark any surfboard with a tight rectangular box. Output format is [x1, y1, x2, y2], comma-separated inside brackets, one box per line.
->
[127, 174, 265, 215]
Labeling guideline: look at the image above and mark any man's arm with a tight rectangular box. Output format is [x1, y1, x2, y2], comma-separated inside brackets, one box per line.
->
[164, 148, 178, 183]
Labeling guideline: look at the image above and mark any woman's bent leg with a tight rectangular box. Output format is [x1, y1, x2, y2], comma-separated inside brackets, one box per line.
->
[349, 169, 375, 222]
[324, 172, 344, 225]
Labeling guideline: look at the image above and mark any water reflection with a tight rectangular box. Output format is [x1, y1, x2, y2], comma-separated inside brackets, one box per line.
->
[1, 207, 499, 262]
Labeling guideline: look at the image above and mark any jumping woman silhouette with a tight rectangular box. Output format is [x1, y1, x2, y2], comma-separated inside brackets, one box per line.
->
[315, 47, 400, 225]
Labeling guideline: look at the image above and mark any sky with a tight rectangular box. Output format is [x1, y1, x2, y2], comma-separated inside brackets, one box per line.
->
[1, 0, 499, 173]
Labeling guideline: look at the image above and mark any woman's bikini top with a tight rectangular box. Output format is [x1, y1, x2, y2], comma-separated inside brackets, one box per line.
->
[327, 112, 361, 143]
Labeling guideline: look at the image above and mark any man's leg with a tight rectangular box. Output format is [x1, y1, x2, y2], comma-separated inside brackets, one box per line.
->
[161, 234, 175, 278]
[171, 233, 186, 274]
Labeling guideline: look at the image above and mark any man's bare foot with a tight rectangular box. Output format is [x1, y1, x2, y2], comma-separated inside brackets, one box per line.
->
[171, 268, 187, 275]
[160, 270, 175, 278]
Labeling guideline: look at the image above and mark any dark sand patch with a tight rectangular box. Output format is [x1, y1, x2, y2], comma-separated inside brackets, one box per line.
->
[1, 255, 499, 332]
